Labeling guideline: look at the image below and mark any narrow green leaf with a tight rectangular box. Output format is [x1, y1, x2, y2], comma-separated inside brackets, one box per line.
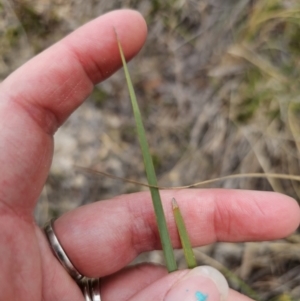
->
[172, 198, 197, 269]
[116, 32, 177, 272]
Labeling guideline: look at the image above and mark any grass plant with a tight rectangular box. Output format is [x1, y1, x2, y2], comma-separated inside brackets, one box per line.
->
[112, 2, 300, 292]
[77, 167, 300, 190]
[116, 32, 177, 272]
[172, 198, 197, 269]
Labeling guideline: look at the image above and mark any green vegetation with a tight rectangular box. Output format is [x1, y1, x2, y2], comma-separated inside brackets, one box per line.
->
[4, 26, 22, 47]
[172, 198, 197, 269]
[231, 0, 300, 127]
[117, 35, 177, 272]
[13, 2, 59, 37]
[91, 87, 108, 108]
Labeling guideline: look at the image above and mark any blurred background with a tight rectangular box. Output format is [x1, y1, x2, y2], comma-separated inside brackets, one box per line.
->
[1, 0, 300, 299]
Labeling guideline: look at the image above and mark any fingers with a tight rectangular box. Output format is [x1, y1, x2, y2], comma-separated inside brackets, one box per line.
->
[109, 266, 229, 301]
[54, 189, 300, 277]
[101, 264, 168, 300]
[1, 9, 147, 130]
[0, 10, 147, 215]
[101, 264, 253, 301]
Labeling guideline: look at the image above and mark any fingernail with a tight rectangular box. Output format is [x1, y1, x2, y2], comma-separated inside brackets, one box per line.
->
[164, 266, 229, 301]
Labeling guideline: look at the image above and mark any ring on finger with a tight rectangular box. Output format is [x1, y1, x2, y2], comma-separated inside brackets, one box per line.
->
[81, 278, 101, 301]
[44, 219, 101, 301]
[44, 219, 84, 281]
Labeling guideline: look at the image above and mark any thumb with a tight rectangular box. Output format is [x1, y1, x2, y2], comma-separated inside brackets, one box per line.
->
[164, 266, 229, 301]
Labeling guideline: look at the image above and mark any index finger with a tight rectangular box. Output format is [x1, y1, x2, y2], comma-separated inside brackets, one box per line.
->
[0, 10, 147, 215]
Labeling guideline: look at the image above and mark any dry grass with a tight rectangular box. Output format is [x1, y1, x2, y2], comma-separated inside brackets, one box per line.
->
[1, 0, 300, 299]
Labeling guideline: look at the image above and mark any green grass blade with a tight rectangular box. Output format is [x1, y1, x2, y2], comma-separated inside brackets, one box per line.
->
[116, 34, 177, 272]
[172, 198, 197, 269]
[221, 268, 262, 301]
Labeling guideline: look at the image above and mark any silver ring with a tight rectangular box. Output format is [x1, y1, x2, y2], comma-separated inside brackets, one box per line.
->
[82, 280, 92, 301]
[82, 278, 101, 301]
[44, 219, 102, 300]
[44, 219, 84, 281]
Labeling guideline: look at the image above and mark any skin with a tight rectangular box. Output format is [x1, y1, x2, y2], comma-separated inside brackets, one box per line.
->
[0, 9, 299, 301]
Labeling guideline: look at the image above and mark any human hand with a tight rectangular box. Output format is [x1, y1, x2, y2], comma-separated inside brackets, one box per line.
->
[0, 9, 299, 301]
